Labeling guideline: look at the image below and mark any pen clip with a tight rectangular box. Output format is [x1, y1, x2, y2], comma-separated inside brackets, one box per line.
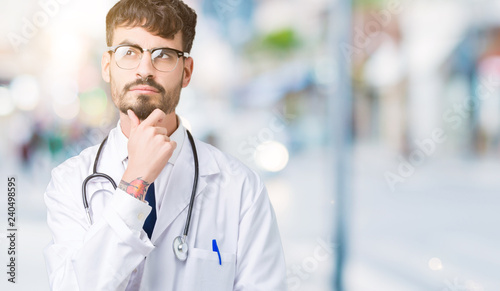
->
[212, 239, 221, 265]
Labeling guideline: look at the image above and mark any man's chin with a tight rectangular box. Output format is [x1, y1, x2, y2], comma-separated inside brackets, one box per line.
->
[120, 104, 160, 121]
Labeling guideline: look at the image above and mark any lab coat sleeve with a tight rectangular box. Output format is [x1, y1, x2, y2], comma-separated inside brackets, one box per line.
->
[44, 163, 155, 291]
[234, 182, 287, 291]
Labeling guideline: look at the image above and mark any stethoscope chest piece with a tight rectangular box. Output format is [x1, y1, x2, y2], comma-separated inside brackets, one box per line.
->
[173, 235, 188, 261]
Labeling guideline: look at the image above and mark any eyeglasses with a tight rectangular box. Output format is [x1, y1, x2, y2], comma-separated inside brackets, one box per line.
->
[108, 44, 190, 72]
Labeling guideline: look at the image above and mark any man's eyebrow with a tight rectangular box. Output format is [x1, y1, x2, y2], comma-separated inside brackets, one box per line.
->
[117, 40, 141, 47]
[115, 41, 180, 51]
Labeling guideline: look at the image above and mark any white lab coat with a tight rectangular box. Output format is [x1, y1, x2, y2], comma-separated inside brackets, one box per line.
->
[44, 123, 287, 291]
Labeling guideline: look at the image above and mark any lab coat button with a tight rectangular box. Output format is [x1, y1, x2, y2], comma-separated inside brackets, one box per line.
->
[138, 213, 144, 220]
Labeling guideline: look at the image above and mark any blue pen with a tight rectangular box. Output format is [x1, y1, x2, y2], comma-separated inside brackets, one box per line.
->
[212, 239, 221, 265]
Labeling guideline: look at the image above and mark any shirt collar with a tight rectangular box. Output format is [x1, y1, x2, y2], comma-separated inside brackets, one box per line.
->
[111, 115, 185, 165]
[167, 116, 185, 165]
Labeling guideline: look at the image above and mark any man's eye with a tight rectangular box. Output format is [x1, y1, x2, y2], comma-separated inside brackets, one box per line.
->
[155, 50, 174, 59]
[125, 49, 137, 56]
[117, 47, 140, 58]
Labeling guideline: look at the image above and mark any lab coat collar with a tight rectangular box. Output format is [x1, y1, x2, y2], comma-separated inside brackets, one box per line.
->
[151, 130, 220, 242]
[166, 116, 185, 165]
[110, 120, 128, 165]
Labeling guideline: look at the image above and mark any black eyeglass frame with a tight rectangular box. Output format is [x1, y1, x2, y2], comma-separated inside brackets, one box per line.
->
[107, 44, 191, 72]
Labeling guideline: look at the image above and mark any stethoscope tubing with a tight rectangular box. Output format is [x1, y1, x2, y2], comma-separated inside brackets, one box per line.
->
[82, 136, 117, 225]
[183, 130, 198, 237]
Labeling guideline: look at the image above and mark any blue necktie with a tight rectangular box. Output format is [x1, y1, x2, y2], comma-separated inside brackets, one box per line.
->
[143, 182, 156, 239]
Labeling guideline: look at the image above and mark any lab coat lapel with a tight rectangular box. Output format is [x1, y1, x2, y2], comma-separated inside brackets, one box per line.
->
[151, 133, 219, 243]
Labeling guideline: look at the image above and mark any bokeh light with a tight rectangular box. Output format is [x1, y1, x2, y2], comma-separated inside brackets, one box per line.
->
[254, 141, 289, 172]
[428, 257, 443, 271]
[52, 98, 80, 120]
[50, 78, 79, 106]
[10, 75, 40, 111]
[0, 86, 15, 116]
[80, 88, 108, 117]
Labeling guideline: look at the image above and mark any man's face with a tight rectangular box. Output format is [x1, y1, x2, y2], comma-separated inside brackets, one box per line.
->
[101, 26, 193, 120]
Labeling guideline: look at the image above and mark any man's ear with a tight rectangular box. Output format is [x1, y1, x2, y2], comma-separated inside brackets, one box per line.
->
[182, 57, 193, 88]
[101, 52, 111, 83]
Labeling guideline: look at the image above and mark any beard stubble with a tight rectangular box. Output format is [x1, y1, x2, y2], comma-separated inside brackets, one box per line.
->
[111, 74, 183, 120]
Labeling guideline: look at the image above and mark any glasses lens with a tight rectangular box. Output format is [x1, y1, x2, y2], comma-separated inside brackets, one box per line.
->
[151, 48, 179, 72]
[114, 46, 142, 70]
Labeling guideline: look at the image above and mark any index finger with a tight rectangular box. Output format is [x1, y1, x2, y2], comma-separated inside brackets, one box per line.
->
[127, 109, 140, 130]
[141, 108, 166, 127]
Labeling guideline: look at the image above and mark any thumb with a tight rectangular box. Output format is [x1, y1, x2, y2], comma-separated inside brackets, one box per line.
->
[127, 109, 140, 131]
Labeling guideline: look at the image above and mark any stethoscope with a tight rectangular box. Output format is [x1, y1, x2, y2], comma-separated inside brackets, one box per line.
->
[82, 129, 199, 261]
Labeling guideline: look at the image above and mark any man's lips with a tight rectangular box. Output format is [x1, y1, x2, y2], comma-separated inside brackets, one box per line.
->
[129, 85, 160, 93]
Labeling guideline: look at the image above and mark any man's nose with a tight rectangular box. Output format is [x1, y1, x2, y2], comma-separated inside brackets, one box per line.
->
[136, 51, 156, 81]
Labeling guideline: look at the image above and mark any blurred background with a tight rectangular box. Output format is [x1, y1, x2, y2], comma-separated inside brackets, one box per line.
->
[1, 0, 500, 290]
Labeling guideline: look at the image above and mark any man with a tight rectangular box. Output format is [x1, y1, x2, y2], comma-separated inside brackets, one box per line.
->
[43, 0, 287, 290]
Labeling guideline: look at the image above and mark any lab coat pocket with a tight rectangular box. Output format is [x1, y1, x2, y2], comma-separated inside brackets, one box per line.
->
[182, 247, 236, 291]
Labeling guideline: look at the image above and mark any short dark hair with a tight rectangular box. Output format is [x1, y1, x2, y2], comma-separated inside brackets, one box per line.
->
[106, 0, 197, 53]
